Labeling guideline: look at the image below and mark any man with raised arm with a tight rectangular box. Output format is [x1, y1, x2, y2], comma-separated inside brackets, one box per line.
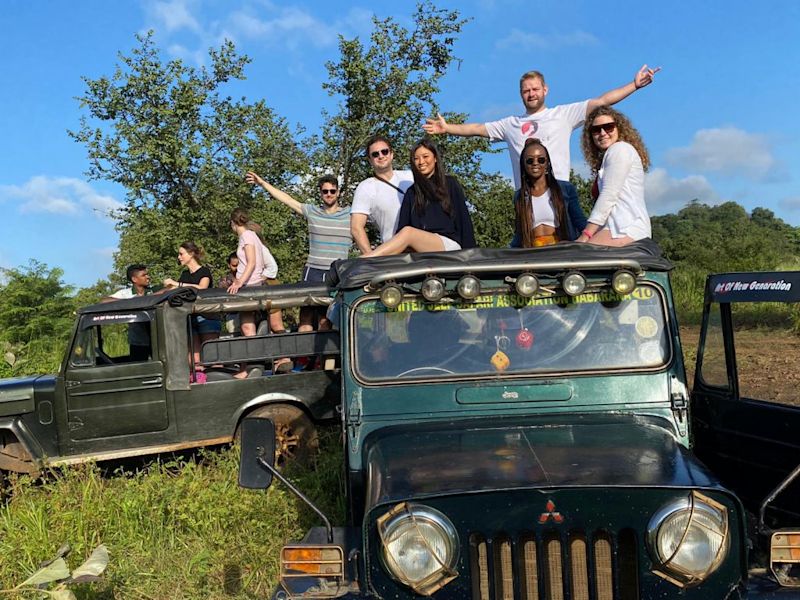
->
[423, 65, 660, 187]
[349, 135, 414, 254]
[245, 172, 352, 331]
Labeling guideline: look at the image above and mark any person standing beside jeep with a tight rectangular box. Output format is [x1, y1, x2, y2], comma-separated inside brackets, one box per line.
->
[245, 172, 352, 331]
[350, 135, 414, 254]
[423, 65, 660, 187]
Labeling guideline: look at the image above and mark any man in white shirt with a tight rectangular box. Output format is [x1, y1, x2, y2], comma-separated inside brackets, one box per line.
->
[423, 65, 660, 186]
[350, 135, 414, 254]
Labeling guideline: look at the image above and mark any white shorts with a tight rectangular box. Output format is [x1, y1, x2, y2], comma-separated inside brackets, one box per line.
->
[437, 235, 461, 251]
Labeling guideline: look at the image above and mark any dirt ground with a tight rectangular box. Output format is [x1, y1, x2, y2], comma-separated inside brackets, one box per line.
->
[681, 325, 800, 406]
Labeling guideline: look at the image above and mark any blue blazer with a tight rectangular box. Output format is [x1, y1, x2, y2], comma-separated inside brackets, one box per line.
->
[510, 179, 588, 247]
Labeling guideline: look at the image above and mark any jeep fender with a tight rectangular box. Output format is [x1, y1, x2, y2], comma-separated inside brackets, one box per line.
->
[0, 417, 42, 473]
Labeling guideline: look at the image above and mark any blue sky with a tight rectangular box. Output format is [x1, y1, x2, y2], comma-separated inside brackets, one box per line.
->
[1, 0, 799, 289]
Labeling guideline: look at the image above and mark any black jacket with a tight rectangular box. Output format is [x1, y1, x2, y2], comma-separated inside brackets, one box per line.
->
[396, 175, 476, 249]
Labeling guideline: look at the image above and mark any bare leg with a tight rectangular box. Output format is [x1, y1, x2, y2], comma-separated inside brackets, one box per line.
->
[269, 309, 286, 333]
[363, 226, 446, 257]
[234, 312, 257, 379]
[298, 306, 315, 332]
[588, 229, 635, 247]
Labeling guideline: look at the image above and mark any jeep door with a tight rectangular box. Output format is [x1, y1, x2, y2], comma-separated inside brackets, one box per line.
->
[691, 272, 800, 527]
[64, 311, 169, 446]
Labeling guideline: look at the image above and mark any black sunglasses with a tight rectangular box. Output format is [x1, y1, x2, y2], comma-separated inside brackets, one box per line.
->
[590, 122, 616, 135]
[369, 148, 391, 158]
[321, 189, 338, 195]
[525, 156, 548, 165]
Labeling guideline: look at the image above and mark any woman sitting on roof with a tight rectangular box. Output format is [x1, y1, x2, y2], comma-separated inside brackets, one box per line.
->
[511, 138, 587, 247]
[577, 107, 651, 246]
[361, 139, 476, 256]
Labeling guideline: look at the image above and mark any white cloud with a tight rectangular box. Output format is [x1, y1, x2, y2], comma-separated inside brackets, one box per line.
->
[145, 0, 202, 33]
[645, 168, 722, 215]
[0, 176, 123, 219]
[496, 29, 599, 51]
[666, 127, 780, 181]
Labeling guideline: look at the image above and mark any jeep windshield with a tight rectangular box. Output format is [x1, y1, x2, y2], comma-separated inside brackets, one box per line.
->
[352, 285, 670, 382]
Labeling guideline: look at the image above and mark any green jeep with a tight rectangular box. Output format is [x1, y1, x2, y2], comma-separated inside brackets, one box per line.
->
[240, 242, 800, 599]
[0, 282, 340, 480]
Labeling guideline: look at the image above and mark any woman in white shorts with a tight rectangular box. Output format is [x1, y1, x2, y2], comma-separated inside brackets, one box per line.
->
[363, 139, 476, 256]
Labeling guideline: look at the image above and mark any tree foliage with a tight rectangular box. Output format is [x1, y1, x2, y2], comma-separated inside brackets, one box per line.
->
[70, 31, 308, 283]
[652, 200, 799, 272]
[0, 262, 76, 376]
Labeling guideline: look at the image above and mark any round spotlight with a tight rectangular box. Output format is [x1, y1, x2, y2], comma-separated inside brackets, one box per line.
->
[562, 272, 587, 296]
[421, 277, 446, 302]
[456, 275, 481, 300]
[380, 284, 404, 308]
[515, 273, 539, 297]
[612, 270, 637, 295]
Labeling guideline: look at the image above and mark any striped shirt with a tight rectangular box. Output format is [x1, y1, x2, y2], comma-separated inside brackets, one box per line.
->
[302, 204, 353, 270]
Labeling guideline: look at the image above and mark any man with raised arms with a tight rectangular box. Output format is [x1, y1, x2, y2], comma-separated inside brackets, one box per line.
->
[350, 135, 414, 254]
[423, 65, 660, 187]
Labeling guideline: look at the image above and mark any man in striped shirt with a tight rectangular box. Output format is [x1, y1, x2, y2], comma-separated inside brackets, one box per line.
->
[245, 171, 352, 331]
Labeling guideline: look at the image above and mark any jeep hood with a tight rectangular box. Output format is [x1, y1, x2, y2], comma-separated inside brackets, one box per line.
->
[0, 374, 55, 416]
[364, 415, 719, 509]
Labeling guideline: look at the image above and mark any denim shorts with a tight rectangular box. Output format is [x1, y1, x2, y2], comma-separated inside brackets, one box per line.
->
[193, 315, 222, 335]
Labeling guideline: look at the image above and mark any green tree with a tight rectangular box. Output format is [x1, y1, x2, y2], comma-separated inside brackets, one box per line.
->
[70, 31, 309, 282]
[0, 262, 76, 376]
[313, 1, 515, 247]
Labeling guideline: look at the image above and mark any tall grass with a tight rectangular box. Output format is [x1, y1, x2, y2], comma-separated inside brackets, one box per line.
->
[0, 431, 345, 599]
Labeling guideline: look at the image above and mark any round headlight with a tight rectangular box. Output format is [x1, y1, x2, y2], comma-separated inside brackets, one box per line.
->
[648, 493, 729, 585]
[562, 271, 586, 296]
[380, 284, 404, 308]
[612, 270, 637, 295]
[456, 275, 481, 300]
[515, 273, 539, 297]
[378, 503, 459, 594]
[421, 277, 446, 302]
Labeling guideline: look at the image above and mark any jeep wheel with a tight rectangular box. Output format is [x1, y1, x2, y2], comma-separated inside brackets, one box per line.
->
[241, 404, 318, 468]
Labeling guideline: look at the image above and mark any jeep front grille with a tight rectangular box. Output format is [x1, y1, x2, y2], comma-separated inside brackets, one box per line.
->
[469, 529, 639, 600]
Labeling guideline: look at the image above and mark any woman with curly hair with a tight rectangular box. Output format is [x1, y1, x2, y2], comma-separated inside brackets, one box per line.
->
[511, 138, 587, 247]
[578, 106, 651, 246]
[362, 138, 475, 256]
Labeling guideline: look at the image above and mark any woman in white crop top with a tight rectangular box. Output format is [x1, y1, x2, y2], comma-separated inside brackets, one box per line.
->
[578, 107, 651, 246]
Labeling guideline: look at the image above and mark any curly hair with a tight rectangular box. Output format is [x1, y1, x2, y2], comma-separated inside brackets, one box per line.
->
[581, 106, 650, 174]
[515, 138, 569, 246]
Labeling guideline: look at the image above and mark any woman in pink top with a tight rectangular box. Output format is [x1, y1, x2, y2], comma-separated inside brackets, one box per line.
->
[228, 208, 265, 378]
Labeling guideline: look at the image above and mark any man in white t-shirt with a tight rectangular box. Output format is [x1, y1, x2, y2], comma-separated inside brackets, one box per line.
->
[350, 135, 414, 254]
[423, 65, 660, 186]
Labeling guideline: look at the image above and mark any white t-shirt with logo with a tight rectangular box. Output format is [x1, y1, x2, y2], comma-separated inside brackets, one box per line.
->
[485, 100, 589, 185]
[351, 170, 414, 242]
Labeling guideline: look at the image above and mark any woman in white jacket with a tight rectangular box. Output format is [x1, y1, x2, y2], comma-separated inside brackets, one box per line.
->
[578, 107, 651, 246]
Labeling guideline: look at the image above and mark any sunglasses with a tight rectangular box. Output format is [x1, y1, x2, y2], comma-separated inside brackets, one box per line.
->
[525, 156, 548, 165]
[321, 189, 338, 195]
[369, 148, 391, 158]
[590, 122, 617, 135]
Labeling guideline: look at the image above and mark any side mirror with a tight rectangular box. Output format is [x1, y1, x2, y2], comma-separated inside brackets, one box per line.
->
[238, 417, 276, 489]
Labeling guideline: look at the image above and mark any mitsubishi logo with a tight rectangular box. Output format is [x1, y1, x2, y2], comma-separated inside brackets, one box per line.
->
[538, 500, 564, 524]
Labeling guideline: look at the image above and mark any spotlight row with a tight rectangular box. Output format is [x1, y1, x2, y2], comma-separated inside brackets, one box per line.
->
[379, 270, 637, 308]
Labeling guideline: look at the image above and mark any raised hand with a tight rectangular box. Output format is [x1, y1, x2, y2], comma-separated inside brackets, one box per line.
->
[634, 64, 662, 89]
[245, 171, 265, 187]
[422, 113, 448, 135]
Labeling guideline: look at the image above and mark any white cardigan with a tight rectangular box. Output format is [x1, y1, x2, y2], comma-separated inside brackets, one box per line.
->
[588, 141, 651, 240]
